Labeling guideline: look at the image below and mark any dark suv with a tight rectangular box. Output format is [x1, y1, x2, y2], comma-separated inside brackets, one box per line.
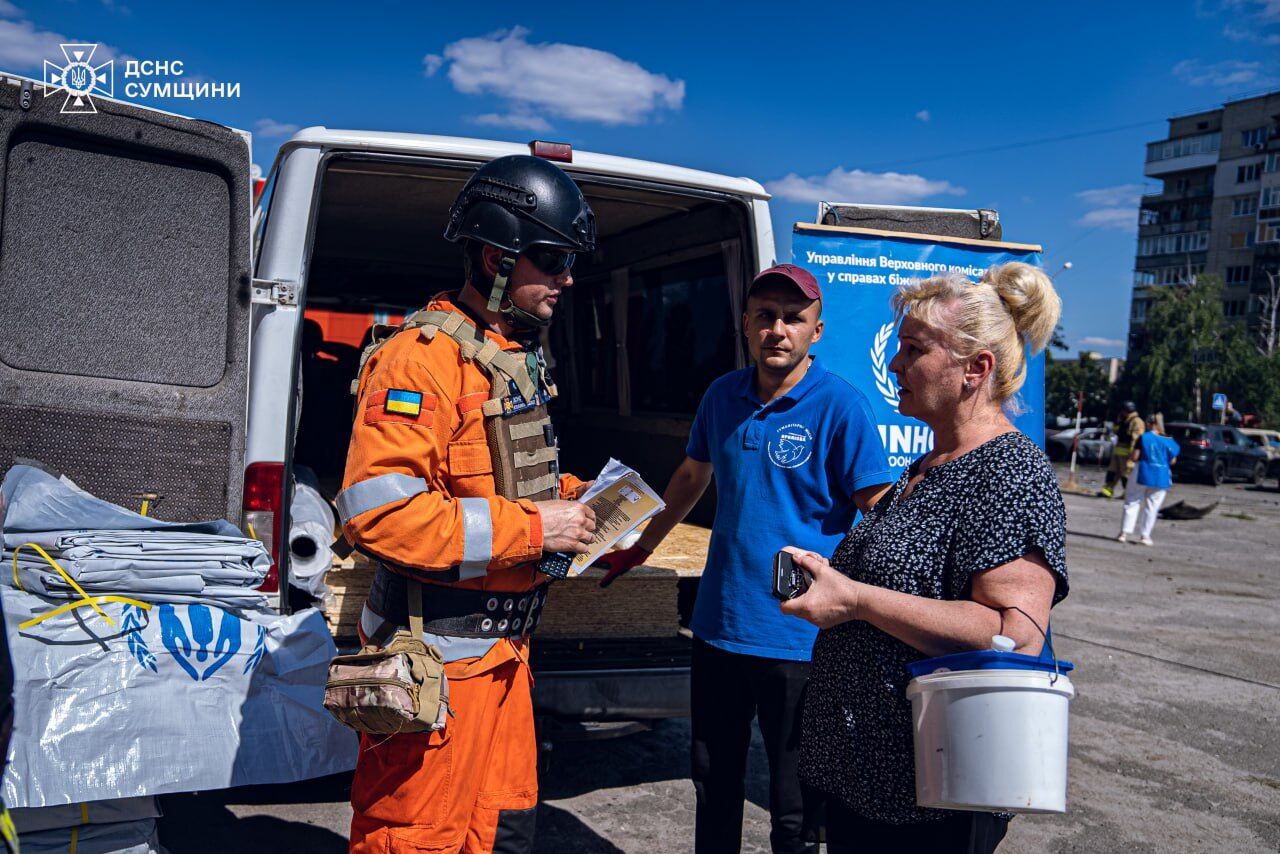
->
[1165, 422, 1269, 486]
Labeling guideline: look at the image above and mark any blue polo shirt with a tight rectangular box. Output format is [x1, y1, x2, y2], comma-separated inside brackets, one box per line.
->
[686, 356, 892, 661]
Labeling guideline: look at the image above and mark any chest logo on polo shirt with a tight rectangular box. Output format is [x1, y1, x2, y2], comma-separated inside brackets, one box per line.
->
[768, 422, 813, 469]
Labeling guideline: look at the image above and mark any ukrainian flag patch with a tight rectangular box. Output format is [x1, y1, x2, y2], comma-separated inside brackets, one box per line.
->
[385, 389, 424, 416]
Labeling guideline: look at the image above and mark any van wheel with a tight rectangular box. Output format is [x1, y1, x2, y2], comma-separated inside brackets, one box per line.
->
[1211, 459, 1226, 486]
[1252, 463, 1266, 486]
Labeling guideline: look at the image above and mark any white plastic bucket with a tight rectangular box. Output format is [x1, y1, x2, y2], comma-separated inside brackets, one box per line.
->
[906, 668, 1075, 813]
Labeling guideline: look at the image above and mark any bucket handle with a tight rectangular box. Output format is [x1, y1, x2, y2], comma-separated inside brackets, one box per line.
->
[1000, 606, 1060, 684]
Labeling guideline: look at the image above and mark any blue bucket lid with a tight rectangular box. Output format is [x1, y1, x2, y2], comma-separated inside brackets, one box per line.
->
[905, 649, 1075, 680]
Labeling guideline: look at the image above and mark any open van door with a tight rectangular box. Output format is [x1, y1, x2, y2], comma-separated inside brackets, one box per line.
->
[0, 76, 254, 526]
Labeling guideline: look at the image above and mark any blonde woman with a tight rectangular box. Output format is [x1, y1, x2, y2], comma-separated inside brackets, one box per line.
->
[1117, 416, 1180, 545]
[780, 263, 1069, 853]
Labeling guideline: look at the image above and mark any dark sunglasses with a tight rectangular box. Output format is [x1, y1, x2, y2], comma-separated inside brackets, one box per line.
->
[524, 246, 577, 276]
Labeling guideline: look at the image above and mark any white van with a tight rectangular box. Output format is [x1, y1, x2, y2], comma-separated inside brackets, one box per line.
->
[1, 76, 776, 724]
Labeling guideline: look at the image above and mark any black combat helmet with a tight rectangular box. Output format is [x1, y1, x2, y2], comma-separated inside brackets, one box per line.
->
[444, 155, 596, 327]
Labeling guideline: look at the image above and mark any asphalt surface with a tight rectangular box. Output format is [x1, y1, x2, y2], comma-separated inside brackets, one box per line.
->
[157, 464, 1280, 853]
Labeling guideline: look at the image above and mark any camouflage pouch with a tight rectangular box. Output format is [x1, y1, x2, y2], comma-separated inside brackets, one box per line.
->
[323, 579, 450, 735]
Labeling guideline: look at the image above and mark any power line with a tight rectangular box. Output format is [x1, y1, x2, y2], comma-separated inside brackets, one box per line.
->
[862, 119, 1166, 172]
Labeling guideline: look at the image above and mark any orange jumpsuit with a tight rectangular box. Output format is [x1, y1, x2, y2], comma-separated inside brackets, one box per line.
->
[340, 295, 581, 854]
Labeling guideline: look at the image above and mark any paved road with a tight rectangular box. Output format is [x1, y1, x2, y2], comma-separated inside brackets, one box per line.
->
[158, 466, 1280, 853]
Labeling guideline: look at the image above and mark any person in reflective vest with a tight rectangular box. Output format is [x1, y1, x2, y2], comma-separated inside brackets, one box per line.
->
[339, 155, 597, 854]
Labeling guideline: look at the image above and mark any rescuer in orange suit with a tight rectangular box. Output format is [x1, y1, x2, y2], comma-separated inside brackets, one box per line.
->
[338, 155, 599, 854]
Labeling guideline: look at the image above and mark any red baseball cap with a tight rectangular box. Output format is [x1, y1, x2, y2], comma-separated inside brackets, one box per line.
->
[747, 263, 822, 301]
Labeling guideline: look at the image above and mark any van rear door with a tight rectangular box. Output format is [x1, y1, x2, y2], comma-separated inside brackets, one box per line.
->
[0, 77, 253, 525]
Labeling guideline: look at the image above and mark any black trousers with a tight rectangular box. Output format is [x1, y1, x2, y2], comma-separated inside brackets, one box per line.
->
[691, 637, 820, 854]
[825, 798, 1009, 854]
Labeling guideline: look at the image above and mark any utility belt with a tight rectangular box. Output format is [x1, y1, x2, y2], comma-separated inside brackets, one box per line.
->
[367, 563, 547, 640]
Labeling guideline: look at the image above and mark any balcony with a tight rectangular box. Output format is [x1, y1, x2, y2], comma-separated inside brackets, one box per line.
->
[1141, 185, 1213, 202]
[1138, 219, 1213, 237]
[1144, 152, 1219, 177]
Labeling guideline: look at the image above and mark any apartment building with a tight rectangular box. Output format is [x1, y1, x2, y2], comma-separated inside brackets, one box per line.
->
[1130, 91, 1280, 352]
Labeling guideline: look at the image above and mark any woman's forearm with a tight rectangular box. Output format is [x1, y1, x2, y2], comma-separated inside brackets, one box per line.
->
[856, 584, 1006, 658]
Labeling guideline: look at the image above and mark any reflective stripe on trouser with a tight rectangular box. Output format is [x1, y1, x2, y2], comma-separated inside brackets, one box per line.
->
[349, 639, 537, 854]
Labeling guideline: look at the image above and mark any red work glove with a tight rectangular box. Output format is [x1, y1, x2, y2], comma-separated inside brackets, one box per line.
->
[595, 544, 652, 588]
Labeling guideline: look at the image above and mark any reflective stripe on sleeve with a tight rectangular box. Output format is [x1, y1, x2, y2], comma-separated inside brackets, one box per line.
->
[458, 497, 493, 580]
[336, 473, 429, 524]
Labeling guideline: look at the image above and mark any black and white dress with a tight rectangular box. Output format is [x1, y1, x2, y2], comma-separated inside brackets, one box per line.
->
[800, 430, 1069, 825]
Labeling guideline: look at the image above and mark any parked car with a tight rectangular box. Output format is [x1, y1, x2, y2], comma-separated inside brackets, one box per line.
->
[1165, 422, 1269, 485]
[1046, 426, 1116, 463]
[1240, 428, 1280, 480]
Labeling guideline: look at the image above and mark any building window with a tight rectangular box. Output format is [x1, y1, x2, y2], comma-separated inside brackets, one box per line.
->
[1139, 208, 1159, 226]
[1146, 131, 1221, 162]
[1261, 186, 1280, 208]
[1237, 162, 1263, 183]
[1233, 196, 1259, 216]
[1134, 270, 1155, 287]
[1242, 128, 1267, 148]
[1137, 231, 1209, 256]
[1259, 219, 1280, 244]
[1267, 153, 1280, 173]
[1225, 265, 1251, 284]
[1132, 300, 1147, 322]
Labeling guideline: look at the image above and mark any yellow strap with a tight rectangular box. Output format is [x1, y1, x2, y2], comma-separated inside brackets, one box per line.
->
[11, 543, 114, 626]
[18, 595, 152, 631]
[139, 499, 150, 517]
[80, 802, 89, 825]
[70, 825, 78, 854]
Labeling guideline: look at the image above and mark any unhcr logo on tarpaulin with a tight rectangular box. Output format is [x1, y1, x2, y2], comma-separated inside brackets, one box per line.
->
[43, 43, 114, 114]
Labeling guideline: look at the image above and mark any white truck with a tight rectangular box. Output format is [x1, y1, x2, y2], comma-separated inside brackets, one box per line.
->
[0, 75, 776, 726]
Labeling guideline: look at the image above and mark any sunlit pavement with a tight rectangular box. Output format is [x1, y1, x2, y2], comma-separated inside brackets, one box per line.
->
[158, 465, 1280, 853]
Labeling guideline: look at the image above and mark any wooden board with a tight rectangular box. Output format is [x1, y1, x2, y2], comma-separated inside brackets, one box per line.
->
[323, 523, 710, 640]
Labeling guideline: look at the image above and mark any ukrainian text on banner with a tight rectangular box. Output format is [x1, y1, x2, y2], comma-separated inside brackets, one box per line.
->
[792, 224, 1046, 479]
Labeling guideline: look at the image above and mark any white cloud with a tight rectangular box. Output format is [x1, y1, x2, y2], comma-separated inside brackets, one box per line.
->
[915, 109, 930, 122]
[765, 166, 965, 205]
[254, 118, 299, 138]
[1078, 336, 1125, 349]
[1172, 58, 1278, 87]
[0, 17, 125, 72]
[429, 26, 684, 127]
[1223, 23, 1280, 42]
[1078, 208, 1138, 229]
[1223, 0, 1280, 23]
[471, 111, 552, 133]
[1076, 184, 1145, 208]
[0, 1, 21, 17]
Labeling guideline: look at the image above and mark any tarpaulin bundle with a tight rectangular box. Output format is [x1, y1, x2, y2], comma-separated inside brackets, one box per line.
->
[10, 797, 163, 854]
[0, 463, 358, 807]
[1, 465, 270, 613]
[1, 586, 358, 807]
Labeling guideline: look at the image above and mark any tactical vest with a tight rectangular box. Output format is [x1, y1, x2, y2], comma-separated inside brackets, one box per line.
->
[353, 308, 560, 504]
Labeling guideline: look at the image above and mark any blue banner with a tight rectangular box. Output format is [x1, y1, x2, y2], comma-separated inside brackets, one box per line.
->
[792, 226, 1045, 478]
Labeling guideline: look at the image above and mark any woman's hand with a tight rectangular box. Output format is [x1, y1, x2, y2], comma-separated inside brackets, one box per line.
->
[778, 547, 865, 629]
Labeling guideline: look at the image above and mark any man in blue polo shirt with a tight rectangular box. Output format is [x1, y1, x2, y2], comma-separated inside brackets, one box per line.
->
[596, 264, 892, 854]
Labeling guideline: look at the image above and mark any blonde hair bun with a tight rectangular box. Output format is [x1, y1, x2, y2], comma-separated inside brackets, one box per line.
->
[984, 262, 1062, 354]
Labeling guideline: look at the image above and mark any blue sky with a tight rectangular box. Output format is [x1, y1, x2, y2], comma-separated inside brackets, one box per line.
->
[9, 0, 1280, 358]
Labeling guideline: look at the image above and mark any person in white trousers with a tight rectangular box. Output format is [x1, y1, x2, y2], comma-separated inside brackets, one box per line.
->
[1118, 417, 1180, 546]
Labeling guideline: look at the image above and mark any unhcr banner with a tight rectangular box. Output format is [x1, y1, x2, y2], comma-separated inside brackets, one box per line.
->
[792, 224, 1046, 478]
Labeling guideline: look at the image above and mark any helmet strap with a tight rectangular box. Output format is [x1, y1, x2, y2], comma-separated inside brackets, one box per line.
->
[486, 254, 516, 313]
[486, 252, 551, 330]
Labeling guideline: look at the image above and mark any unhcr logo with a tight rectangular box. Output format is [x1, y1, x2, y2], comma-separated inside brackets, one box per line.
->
[43, 43, 113, 114]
